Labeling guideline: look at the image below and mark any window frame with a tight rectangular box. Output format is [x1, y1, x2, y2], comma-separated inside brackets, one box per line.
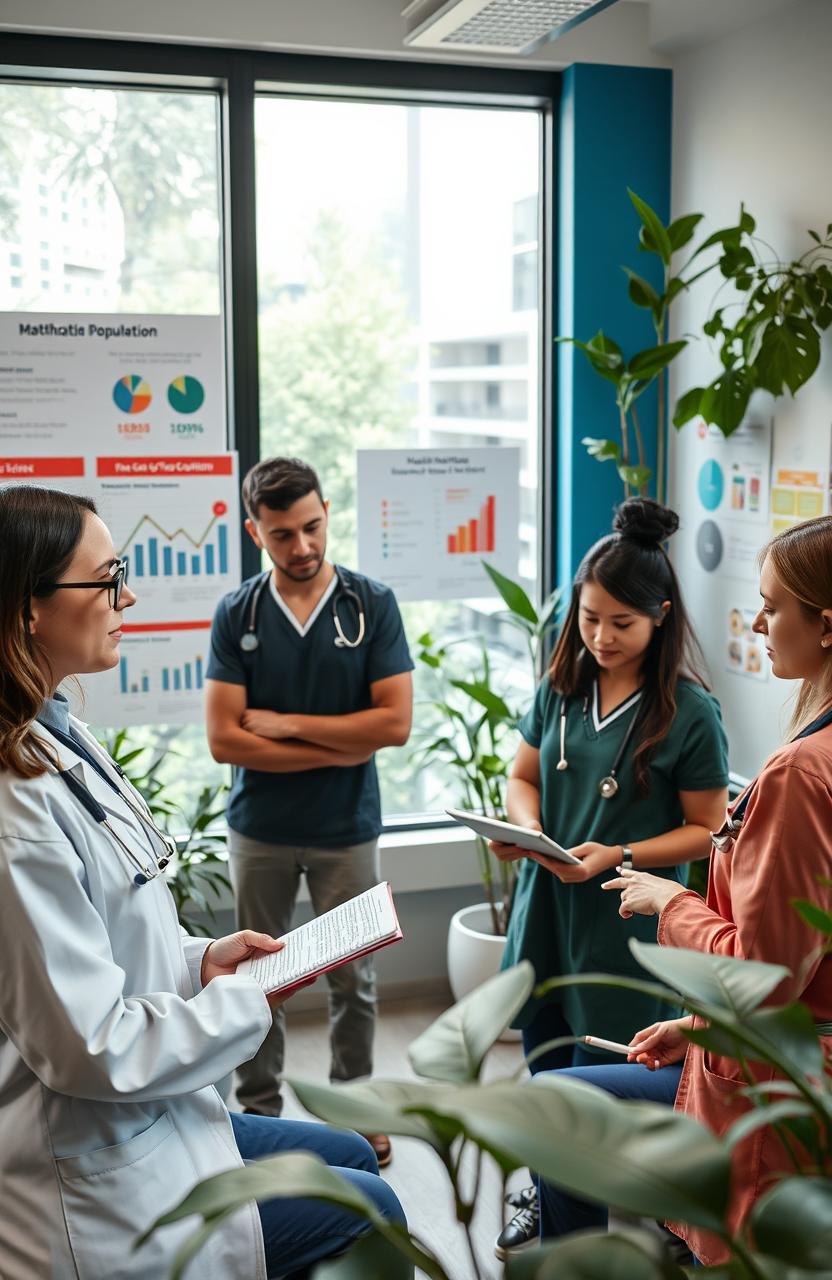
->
[0, 34, 560, 831]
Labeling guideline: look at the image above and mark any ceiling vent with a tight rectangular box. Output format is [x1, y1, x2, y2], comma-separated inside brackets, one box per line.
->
[403, 0, 620, 55]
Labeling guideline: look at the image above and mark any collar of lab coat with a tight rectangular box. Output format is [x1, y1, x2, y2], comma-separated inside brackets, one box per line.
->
[29, 719, 148, 829]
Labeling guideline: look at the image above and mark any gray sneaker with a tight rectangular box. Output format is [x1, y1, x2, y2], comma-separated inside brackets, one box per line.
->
[494, 1189, 540, 1259]
[504, 1184, 537, 1211]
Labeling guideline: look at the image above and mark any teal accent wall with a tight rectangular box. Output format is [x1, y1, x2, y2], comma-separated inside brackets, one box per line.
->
[556, 64, 672, 591]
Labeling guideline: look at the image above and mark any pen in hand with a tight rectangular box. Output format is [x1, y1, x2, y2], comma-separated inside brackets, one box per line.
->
[581, 1034, 660, 1069]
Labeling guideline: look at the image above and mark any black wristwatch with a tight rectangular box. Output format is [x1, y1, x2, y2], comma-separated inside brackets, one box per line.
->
[621, 845, 634, 871]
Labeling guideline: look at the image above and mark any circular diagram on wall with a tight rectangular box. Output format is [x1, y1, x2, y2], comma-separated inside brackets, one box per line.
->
[697, 458, 724, 511]
[696, 519, 724, 572]
[167, 375, 205, 414]
[113, 374, 152, 415]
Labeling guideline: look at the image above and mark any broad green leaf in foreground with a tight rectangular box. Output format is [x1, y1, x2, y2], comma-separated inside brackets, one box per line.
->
[506, 1228, 689, 1279]
[138, 1152, 441, 1280]
[752, 1177, 832, 1270]
[408, 961, 535, 1083]
[629, 941, 789, 1018]
[286, 1077, 456, 1153]
[407, 1076, 730, 1232]
[314, 1226, 421, 1280]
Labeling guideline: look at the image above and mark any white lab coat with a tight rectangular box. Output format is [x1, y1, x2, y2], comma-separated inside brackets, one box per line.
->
[0, 718, 272, 1280]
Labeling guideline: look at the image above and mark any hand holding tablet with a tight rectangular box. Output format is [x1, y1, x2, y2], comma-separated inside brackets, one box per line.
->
[445, 808, 581, 866]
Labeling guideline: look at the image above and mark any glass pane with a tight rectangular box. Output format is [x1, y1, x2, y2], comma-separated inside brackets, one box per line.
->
[0, 82, 221, 314]
[255, 95, 541, 819]
[0, 79, 226, 815]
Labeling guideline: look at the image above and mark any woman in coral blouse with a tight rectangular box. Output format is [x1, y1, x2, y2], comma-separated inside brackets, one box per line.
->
[539, 515, 832, 1266]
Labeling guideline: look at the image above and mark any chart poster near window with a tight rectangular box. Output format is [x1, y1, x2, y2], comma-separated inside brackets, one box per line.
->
[78, 453, 240, 728]
[356, 447, 521, 601]
[0, 312, 225, 455]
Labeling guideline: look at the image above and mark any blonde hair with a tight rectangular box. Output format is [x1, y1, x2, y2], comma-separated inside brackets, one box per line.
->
[760, 515, 832, 735]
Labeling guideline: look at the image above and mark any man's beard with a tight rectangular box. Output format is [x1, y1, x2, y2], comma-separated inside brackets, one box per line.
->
[279, 553, 325, 583]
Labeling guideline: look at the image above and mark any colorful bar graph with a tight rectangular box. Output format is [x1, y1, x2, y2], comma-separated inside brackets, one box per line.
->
[118, 653, 206, 696]
[120, 517, 230, 580]
[447, 495, 496, 555]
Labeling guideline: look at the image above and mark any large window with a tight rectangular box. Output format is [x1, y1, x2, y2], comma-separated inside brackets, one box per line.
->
[0, 48, 554, 829]
[255, 95, 543, 818]
[0, 79, 226, 810]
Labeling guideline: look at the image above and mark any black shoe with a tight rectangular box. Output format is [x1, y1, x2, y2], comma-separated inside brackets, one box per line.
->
[494, 1190, 539, 1259]
[505, 1184, 537, 1211]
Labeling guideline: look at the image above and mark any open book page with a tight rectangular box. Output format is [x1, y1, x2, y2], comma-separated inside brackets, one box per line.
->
[238, 881, 399, 993]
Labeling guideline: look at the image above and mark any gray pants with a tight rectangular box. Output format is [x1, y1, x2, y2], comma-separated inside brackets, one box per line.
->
[228, 828, 380, 1116]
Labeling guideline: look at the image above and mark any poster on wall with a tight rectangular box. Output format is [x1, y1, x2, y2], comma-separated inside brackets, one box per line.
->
[0, 312, 225, 456]
[692, 410, 773, 583]
[356, 447, 521, 602]
[725, 603, 767, 682]
[0, 452, 241, 728]
[79, 622, 214, 730]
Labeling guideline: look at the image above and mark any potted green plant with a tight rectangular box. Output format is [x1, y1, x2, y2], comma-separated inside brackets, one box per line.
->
[561, 192, 832, 499]
[415, 565, 559, 1000]
[147, 902, 832, 1280]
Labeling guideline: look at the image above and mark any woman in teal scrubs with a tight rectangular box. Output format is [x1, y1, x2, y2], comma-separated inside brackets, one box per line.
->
[493, 498, 729, 1258]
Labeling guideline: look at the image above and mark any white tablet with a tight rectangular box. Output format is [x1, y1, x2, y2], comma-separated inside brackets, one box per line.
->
[445, 808, 581, 865]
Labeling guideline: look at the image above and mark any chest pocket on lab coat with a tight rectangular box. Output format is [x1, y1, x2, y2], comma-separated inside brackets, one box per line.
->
[55, 1112, 198, 1278]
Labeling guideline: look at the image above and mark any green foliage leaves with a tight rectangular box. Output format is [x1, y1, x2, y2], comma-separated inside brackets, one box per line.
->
[416, 1075, 730, 1232]
[562, 192, 832, 481]
[507, 1229, 689, 1280]
[482, 561, 539, 624]
[629, 941, 789, 1019]
[752, 1178, 832, 1270]
[408, 961, 535, 1082]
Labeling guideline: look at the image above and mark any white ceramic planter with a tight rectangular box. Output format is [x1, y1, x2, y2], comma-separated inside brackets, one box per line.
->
[447, 903, 522, 1042]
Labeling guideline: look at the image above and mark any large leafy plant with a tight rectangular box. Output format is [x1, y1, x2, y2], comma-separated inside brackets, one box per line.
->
[415, 563, 560, 935]
[563, 191, 832, 498]
[98, 729, 231, 936]
[146, 905, 832, 1279]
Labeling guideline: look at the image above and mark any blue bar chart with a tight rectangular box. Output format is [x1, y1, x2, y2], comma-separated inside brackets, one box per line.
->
[126, 516, 229, 580]
[120, 652, 204, 695]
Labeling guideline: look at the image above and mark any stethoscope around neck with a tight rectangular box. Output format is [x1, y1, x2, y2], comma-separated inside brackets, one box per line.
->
[56, 764, 177, 888]
[239, 566, 366, 653]
[556, 691, 644, 800]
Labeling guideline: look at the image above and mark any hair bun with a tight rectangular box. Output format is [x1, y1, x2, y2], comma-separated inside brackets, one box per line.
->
[613, 497, 679, 547]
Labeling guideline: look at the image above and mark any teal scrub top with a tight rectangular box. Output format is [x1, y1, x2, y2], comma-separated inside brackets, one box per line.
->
[502, 677, 729, 1044]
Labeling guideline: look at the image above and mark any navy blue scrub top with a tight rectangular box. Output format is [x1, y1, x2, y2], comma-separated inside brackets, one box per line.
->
[207, 566, 413, 848]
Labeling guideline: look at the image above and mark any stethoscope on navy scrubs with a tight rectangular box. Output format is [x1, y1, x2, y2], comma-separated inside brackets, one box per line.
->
[239, 567, 366, 652]
[57, 762, 176, 888]
[555, 692, 645, 800]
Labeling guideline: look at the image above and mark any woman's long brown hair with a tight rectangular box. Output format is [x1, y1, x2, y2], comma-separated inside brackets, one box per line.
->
[0, 485, 97, 778]
[760, 515, 832, 736]
[549, 498, 710, 795]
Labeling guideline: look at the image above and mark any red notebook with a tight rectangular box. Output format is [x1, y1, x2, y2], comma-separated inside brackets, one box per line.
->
[236, 882, 402, 996]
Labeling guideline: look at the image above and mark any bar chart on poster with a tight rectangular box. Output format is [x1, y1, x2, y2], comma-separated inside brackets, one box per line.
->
[356, 447, 520, 601]
[92, 454, 241, 626]
[80, 621, 213, 727]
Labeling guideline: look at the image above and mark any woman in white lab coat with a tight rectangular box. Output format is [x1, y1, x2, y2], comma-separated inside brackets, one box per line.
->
[0, 485, 405, 1280]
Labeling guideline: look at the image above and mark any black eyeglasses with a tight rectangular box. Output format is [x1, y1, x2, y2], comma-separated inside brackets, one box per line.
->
[39, 559, 129, 610]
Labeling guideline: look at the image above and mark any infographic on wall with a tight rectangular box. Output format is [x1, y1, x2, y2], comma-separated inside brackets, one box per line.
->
[0, 451, 240, 727]
[356, 447, 521, 601]
[0, 312, 225, 455]
[692, 412, 773, 583]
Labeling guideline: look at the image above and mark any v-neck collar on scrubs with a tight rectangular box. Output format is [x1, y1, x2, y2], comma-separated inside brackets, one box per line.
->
[591, 680, 642, 733]
[268, 573, 337, 638]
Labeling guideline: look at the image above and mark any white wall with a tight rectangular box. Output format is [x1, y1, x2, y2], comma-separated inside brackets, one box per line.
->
[668, 0, 832, 777]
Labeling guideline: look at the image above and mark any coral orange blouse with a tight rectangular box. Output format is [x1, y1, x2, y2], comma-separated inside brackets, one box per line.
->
[658, 722, 832, 1265]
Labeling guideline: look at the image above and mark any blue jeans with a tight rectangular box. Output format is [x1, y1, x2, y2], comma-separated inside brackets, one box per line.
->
[230, 1111, 406, 1278]
[537, 1062, 684, 1237]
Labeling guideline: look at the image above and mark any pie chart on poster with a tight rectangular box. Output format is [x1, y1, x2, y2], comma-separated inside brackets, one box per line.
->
[696, 519, 724, 572]
[113, 375, 152, 415]
[697, 458, 724, 511]
[167, 375, 205, 414]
